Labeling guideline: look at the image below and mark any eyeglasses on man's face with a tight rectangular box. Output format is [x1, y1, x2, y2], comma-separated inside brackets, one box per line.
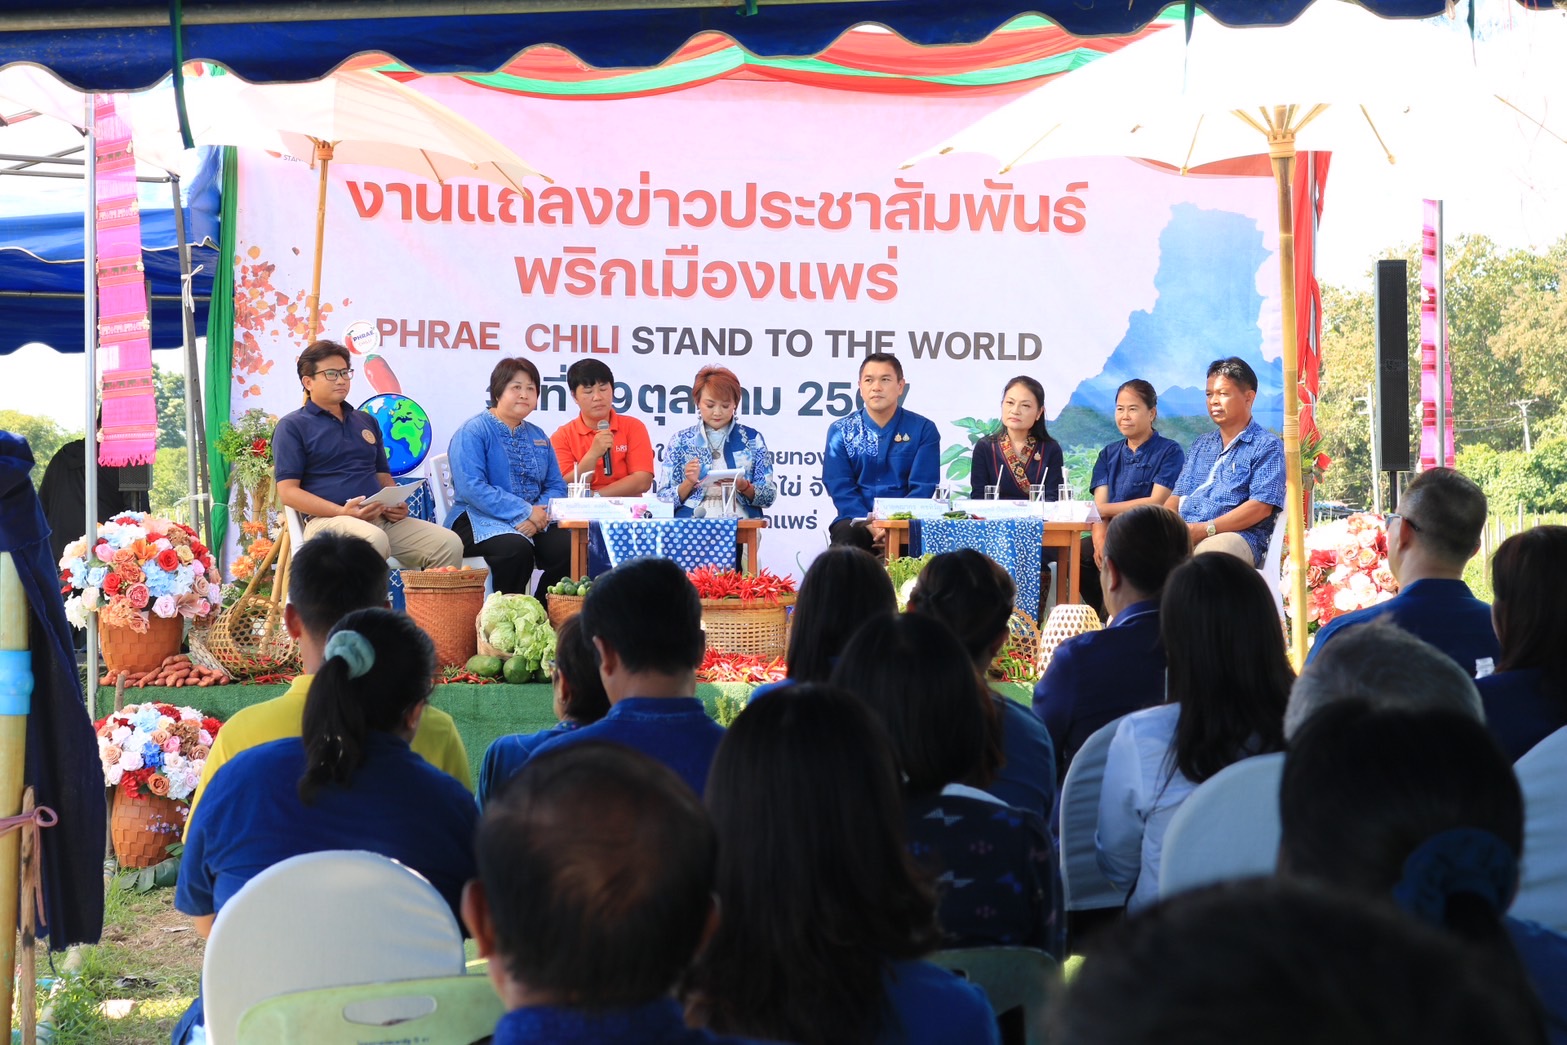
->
[313, 368, 354, 382]
[1386, 512, 1422, 533]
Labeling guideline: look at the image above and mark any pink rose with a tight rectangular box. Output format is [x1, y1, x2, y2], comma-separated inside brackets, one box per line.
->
[163, 737, 181, 753]
[194, 598, 211, 617]
[192, 575, 210, 596]
[126, 583, 150, 609]
[152, 594, 178, 618]
[94, 542, 113, 562]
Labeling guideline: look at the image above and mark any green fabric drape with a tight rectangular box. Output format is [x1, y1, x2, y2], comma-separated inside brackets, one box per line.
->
[203, 146, 237, 554]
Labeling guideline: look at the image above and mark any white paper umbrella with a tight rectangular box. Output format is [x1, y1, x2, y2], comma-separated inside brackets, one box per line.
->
[906, 2, 1567, 665]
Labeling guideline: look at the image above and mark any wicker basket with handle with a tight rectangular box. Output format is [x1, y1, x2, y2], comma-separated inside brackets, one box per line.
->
[700, 595, 795, 659]
[402, 568, 489, 668]
[206, 525, 299, 679]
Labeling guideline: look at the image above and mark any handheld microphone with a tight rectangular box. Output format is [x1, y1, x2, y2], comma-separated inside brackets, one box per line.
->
[596, 419, 613, 477]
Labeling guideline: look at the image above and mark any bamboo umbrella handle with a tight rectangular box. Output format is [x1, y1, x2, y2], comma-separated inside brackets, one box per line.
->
[306, 140, 333, 342]
[0, 552, 32, 1036]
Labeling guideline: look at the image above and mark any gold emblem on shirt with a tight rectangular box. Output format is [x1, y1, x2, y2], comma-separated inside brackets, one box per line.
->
[361, 429, 376, 444]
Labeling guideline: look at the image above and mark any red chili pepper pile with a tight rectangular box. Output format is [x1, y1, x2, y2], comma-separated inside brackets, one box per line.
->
[697, 649, 788, 685]
[437, 666, 503, 685]
[687, 567, 797, 604]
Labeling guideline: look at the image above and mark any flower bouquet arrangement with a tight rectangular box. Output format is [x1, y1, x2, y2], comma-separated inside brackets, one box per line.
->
[95, 702, 221, 800]
[59, 512, 221, 631]
[1283, 512, 1399, 639]
[215, 407, 278, 494]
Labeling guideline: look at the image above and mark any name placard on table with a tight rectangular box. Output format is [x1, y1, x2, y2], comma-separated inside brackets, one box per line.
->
[873, 498, 1102, 524]
[548, 497, 675, 522]
[871, 498, 951, 519]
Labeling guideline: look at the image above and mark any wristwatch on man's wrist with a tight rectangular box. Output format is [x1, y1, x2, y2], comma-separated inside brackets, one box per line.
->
[1205, 522, 1218, 538]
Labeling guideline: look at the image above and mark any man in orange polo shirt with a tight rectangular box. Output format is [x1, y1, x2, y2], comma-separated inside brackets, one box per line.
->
[551, 359, 655, 496]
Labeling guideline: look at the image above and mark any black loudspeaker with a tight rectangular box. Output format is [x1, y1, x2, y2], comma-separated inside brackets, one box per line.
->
[117, 462, 152, 492]
[1374, 259, 1412, 474]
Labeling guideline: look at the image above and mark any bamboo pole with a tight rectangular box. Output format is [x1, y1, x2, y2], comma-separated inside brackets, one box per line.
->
[1, 552, 33, 1034]
[305, 140, 333, 342]
[1266, 115, 1309, 670]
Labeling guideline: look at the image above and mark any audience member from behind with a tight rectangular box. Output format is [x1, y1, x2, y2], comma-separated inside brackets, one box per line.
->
[833, 614, 1059, 954]
[1051, 878, 1546, 1045]
[477, 614, 610, 807]
[186, 532, 470, 834]
[529, 557, 721, 796]
[907, 548, 1057, 820]
[1097, 552, 1292, 913]
[687, 686, 999, 1045]
[1480, 526, 1567, 760]
[1279, 701, 1566, 1042]
[1283, 617, 1482, 739]
[1307, 467, 1497, 676]
[1033, 505, 1190, 785]
[174, 608, 479, 1045]
[465, 743, 772, 1045]
[748, 546, 895, 699]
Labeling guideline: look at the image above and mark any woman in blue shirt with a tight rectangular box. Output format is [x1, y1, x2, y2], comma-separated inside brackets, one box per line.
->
[174, 608, 479, 1043]
[1479, 526, 1567, 761]
[477, 614, 610, 807]
[687, 685, 1000, 1045]
[447, 357, 570, 596]
[1083, 379, 1185, 615]
[969, 375, 1064, 501]
[658, 365, 776, 519]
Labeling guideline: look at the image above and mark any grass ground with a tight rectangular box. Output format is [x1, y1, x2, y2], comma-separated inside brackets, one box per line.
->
[12, 873, 202, 1045]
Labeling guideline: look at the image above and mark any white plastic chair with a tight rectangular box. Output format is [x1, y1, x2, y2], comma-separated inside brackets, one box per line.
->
[1157, 752, 1285, 900]
[1059, 718, 1130, 911]
[1512, 724, 1567, 933]
[283, 503, 404, 571]
[424, 453, 489, 574]
[1259, 511, 1287, 618]
[201, 850, 466, 1045]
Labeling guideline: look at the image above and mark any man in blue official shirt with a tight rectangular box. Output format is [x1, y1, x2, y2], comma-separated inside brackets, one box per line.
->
[1167, 357, 1286, 567]
[530, 557, 723, 796]
[823, 352, 940, 548]
[1307, 467, 1499, 678]
[272, 339, 463, 568]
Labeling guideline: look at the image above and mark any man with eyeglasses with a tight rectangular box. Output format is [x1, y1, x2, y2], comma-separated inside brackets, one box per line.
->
[1306, 467, 1500, 677]
[272, 339, 464, 568]
[1167, 356, 1285, 566]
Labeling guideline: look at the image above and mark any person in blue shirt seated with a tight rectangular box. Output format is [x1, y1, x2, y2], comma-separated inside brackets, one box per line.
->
[172, 608, 479, 1044]
[1481, 526, 1567, 760]
[1053, 879, 1544, 1045]
[1032, 505, 1191, 786]
[477, 614, 610, 807]
[658, 365, 777, 520]
[1167, 357, 1285, 567]
[446, 357, 571, 597]
[1082, 379, 1186, 616]
[529, 557, 722, 796]
[1097, 553, 1293, 914]
[685, 685, 1001, 1045]
[1284, 618, 1482, 741]
[273, 339, 464, 569]
[463, 743, 777, 1045]
[748, 546, 896, 701]
[906, 548, 1057, 822]
[1307, 467, 1499, 678]
[968, 375, 1064, 501]
[823, 352, 940, 551]
[1280, 701, 1567, 1043]
[833, 614, 1060, 955]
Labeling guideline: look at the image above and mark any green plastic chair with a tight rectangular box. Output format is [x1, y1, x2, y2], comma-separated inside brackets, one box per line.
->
[235, 973, 505, 1044]
[929, 946, 1059, 1045]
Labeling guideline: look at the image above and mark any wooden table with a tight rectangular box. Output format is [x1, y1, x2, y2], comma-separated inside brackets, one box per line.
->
[559, 518, 768, 580]
[878, 518, 1090, 605]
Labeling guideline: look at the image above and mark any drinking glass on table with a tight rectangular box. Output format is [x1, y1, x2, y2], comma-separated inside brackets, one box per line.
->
[1029, 482, 1047, 503]
[984, 485, 1000, 500]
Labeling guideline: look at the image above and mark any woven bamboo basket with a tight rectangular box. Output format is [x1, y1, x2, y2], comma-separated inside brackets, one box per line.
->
[545, 592, 585, 632]
[1038, 603, 1104, 672]
[990, 607, 1044, 682]
[99, 614, 184, 676]
[207, 525, 298, 679]
[403, 568, 489, 668]
[700, 596, 795, 658]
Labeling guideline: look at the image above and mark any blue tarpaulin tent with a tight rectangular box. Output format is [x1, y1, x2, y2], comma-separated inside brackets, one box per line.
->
[0, 0, 1544, 91]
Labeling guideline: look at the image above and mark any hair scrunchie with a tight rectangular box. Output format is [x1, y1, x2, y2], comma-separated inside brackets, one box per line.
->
[323, 629, 376, 680]
[1391, 826, 1519, 927]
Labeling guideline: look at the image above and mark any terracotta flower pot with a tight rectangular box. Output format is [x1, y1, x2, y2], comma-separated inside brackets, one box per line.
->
[110, 791, 188, 868]
[99, 614, 183, 677]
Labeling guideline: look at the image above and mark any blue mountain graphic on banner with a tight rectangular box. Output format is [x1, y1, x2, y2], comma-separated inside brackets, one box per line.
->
[1064, 203, 1283, 425]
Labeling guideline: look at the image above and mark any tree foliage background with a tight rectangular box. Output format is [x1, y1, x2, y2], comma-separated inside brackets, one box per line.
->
[1315, 235, 1567, 512]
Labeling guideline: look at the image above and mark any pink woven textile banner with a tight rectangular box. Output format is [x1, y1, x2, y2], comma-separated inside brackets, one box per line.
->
[94, 94, 157, 467]
[1418, 199, 1453, 470]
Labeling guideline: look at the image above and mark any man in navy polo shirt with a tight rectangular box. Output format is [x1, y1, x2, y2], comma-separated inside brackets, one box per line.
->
[272, 339, 463, 568]
[1307, 468, 1499, 678]
[1167, 357, 1286, 567]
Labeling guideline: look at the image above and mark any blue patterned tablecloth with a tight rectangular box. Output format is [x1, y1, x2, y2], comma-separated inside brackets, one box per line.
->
[386, 477, 437, 612]
[589, 518, 741, 576]
[912, 517, 1044, 616]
